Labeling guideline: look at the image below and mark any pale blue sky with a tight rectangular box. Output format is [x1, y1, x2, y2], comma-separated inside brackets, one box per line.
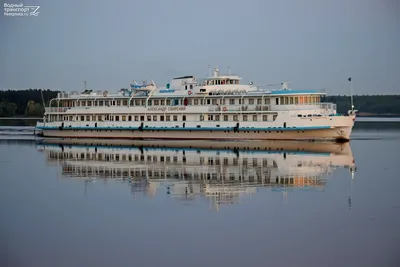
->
[1, 0, 399, 94]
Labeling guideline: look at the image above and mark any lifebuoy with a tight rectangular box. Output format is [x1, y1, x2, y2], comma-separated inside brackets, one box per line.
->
[223, 107, 228, 112]
[188, 90, 192, 95]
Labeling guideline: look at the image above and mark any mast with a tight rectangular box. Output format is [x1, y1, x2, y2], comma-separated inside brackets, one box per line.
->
[348, 77, 354, 111]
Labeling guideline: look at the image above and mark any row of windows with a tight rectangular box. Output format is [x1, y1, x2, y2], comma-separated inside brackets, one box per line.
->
[48, 113, 277, 122]
[49, 151, 276, 167]
[58, 96, 320, 108]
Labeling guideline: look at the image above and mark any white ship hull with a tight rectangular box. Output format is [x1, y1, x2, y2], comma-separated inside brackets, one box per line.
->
[37, 115, 355, 141]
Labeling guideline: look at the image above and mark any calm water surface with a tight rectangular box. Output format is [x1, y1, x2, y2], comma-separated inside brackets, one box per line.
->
[0, 121, 399, 267]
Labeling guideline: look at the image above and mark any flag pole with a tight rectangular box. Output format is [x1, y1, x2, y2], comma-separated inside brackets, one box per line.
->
[348, 77, 354, 111]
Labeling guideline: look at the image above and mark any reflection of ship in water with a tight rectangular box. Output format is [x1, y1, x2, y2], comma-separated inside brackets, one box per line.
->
[37, 139, 357, 210]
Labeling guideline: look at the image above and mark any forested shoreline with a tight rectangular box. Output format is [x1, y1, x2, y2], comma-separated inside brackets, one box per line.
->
[0, 89, 399, 117]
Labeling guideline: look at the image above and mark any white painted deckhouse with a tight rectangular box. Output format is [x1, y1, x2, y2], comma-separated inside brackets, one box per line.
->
[36, 67, 357, 141]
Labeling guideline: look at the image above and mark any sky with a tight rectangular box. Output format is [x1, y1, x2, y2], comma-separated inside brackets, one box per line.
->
[0, 0, 399, 95]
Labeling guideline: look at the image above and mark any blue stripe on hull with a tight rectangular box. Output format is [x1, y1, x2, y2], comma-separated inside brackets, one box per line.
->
[37, 125, 332, 131]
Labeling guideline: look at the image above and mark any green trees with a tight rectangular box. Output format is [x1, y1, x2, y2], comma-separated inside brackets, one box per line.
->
[0, 89, 57, 117]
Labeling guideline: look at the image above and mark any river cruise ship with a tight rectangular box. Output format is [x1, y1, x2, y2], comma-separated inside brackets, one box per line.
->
[36, 67, 356, 141]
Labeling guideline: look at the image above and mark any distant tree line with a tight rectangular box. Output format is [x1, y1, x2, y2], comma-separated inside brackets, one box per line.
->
[0, 89, 399, 117]
[0, 89, 58, 117]
[321, 95, 400, 116]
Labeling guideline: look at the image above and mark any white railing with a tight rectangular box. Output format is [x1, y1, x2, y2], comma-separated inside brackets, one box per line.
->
[45, 107, 69, 113]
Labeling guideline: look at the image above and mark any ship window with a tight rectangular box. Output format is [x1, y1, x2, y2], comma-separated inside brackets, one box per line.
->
[229, 99, 235, 105]
[185, 85, 187, 90]
[99, 101, 103, 106]
[128, 116, 132, 121]
[173, 115, 178, 121]
[284, 97, 289, 104]
[86, 115, 90, 121]
[207, 99, 211, 105]
[208, 115, 213, 120]
[115, 116, 119, 121]
[112, 100, 116, 105]
[70, 116, 73, 121]
[117, 100, 121, 106]
[141, 100, 145, 105]
[295, 97, 299, 104]
[200, 115, 204, 121]
[166, 115, 170, 121]
[243, 115, 248, 121]
[92, 115, 96, 121]
[263, 115, 268, 121]
[290, 97, 294, 104]
[253, 115, 257, 121]
[273, 114, 277, 120]
[135, 100, 140, 106]
[183, 115, 186, 121]
[220, 99, 225, 105]
[215, 115, 220, 121]
[265, 98, 270, 104]
[257, 98, 262, 105]
[249, 99, 254, 104]
[161, 100, 165, 105]
[148, 100, 152, 106]
[190, 84, 193, 89]
[135, 116, 139, 121]
[93, 101, 97, 106]
[212, 99, 217, 105]
[140, 115, 144, 121]
[82, 101, 86, 106]
[223, 115, 228, 121]
[233, 115, 238, 121]
[98, 115, 102, 121]
[147, 116, 151, 121]
[276, 98, 279, 105]
[153, 115, 157, 121]
[123, 100, 127, 106]
[299, 96, 304, 104]
[76, 101, 80, 107]
[160, 115, 164, 121]
[154, 100, 159, 105]
[122, 115, 126, 121]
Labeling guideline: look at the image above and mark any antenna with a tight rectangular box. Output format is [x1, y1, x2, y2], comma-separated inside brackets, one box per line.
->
[208, 65, 211, 77]
[84, 80, 87, 91]
[228, 66, 231, 75]
[349, 77, 354, 110]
